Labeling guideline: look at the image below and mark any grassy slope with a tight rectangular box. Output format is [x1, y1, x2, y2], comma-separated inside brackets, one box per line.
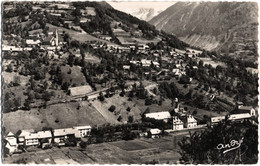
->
[2, 101, 107, 133]
[46, 23, 119, 45]
[90, 94, 142, 123]
[60, 65, 87, 86]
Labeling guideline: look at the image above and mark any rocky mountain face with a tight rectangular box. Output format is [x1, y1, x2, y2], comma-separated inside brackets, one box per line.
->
[130, 8, 163, 21]
[149, 2, 258, 60]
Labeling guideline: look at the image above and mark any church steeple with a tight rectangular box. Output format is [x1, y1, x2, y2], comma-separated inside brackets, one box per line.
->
[55, 29, 58, 46]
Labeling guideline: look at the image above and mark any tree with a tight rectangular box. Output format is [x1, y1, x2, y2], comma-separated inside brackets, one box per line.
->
[179, 75, 190, 84]
[178, 120, 258, 164]
[108, 105, 116, 112]
[192, 110, 197, 115]
[14, 97, 21, 109]
[117, 116, 122, 122]
[13, 75, 21, 86]
[145, 98, 153, 105]
[128, 116, 134, 123]
[79, 140, 87, 149]
[98, 92, 105, 101]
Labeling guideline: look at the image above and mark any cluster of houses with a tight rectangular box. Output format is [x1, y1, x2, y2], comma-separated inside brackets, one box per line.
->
[145, 110, 198, 138]
[211, 102, 257, 125]
[4, 125, 91, 155]
[3, 28, 66, 55]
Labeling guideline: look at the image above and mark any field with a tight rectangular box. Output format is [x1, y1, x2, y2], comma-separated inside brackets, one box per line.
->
[90, 94, 142, 123]
[46, 23, 119, 45]
[109, 139, 157, 151]
[60, 65, 87, 86]
[84, 52, 101, 64]
[2, 101, 108, 133]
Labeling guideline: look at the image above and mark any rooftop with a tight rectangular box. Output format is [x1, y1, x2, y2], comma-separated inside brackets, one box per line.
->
[145, 111, 171, 120]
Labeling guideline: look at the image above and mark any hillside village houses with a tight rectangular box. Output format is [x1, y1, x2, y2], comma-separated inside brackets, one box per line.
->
[211, 103, 257, 126]
[246, 67, 258, 75]
[4, 125, 92, 155]
[172, 116, 184, 130]
[4, 132, 19, 154]
[183, 115, 198, 128]
[148, 128, 162, 138]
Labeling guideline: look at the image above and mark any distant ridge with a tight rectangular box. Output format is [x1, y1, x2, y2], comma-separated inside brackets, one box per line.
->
[149, 2, 258, 59]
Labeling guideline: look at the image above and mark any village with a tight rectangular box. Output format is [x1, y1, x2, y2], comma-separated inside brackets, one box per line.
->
[2, 1, 258, 164]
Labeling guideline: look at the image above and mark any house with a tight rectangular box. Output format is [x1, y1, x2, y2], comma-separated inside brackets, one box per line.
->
[80, 18, 91, 23]
[228, 113, 251, 121]
[145, 111, 171, 122]
[141, 59, 151, 67]
[152, 61, 160, 68]
[17, 129, 35, 145]
[64, 21, 73, 28]
[42, 29, 65, 47]
[172, 116, 184, 130]
[138, 44, 149, 50]
[85, 7, 96, 16]
[42, 36, 56, 46]
[211, 116, 225, 125]
[2, 45, 23, 52]
[24, 133, 39, 146]
[5, 132, 18, 154]
[123, 65, 130, 70]
[37, 130, 52, 145]
[237, 106, 256, 116]
[98, 35, 112, 41]
[148, 128, 161, 138]
[53, 128, 75, 146]
[74, 126, 92, 138]
[192, 66, 198, 70]
[246, 67, 258, 75]
[26, 39, 41, 46]
[183, 115, 197, 128]
[68, 85, 92, 96]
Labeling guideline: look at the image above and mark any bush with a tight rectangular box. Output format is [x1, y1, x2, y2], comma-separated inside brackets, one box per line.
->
[117, 116, 122, 122]
[79, 141, 87, 149]
[108, 105, 116, 112]
[55, 118, 59, 123]
[145, 98, 153, 105]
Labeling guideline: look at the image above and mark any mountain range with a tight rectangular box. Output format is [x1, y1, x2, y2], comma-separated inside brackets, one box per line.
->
[126, 8, 163, 21]
[149, 2, 258, 60]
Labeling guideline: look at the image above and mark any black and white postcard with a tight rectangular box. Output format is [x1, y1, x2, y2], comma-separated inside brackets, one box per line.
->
[1, 0, 258, 164]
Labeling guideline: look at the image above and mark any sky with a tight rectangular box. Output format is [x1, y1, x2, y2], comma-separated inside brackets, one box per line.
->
[108, 1, 176, 13]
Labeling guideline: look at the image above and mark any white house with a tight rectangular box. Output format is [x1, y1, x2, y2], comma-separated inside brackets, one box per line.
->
[17, 129, 35, 145]
[237, 106, 256, 116]
[228, 113, 251, 121]
[37, 130, 52, 143]
[141, 59, 151, 67]
[145, 111, 171, 122]
[53, 128, 75, 146]
[24, 133, 39, 146]
[123, 65, 131, 70]
[211, 116, 225, 125]
[26, 39, 41, 46]
[74, 125, 92, 138]
[148, 128, 161, 138]
[5, 132, 18, 154]
[184, 115, 197, 128]
[152, 61, 160, 68]
[172, 116, 184, 130]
